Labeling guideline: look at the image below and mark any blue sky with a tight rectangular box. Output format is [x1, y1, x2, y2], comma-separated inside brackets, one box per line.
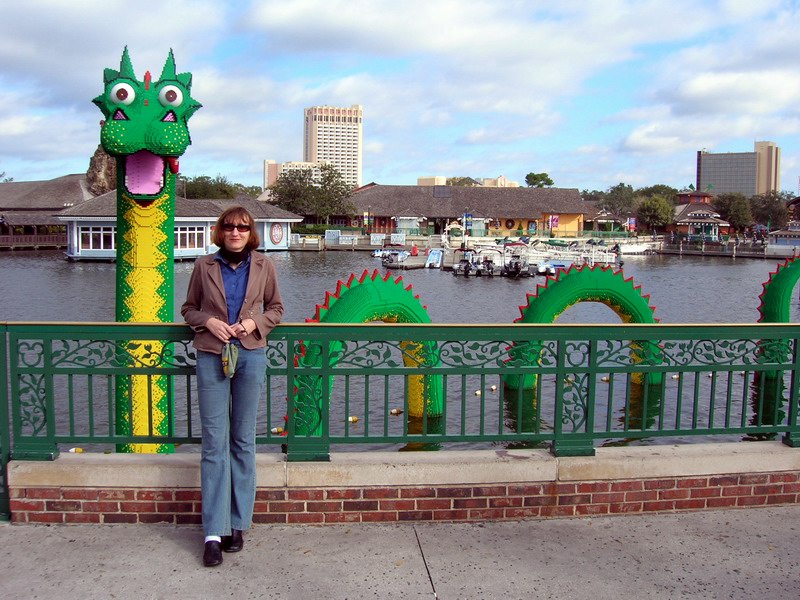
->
[1, 0, 799, 194]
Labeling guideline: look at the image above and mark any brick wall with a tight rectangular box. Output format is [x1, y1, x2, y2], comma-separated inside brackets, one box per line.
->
[10, 472, 800, 525]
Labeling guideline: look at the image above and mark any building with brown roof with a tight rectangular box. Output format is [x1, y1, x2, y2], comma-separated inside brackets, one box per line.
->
[0, 174, 92, 249]
[58, 192, 301, 260]
[1, 173, 302, 258]
[344, 184, 588, 238]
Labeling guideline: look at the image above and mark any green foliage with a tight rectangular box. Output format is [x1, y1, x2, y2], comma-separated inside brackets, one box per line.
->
[636, 196, 674, 229]
[598, 183, 636, 221]
[268, 164, 355, 224]
[713, 193, 751, 231]
[0, 171, 12, 183]
[636, 184, 678, 199]
[315, 164, 356, 224]
[525, 172, 554, 188]
[266, 169, 315, 214]
[235, 183, 263, 198]
[177, 175, 261, 200]
[750, 191, 791, 229]
[180, 175, 236, 199]
[581, 188, 605, 203]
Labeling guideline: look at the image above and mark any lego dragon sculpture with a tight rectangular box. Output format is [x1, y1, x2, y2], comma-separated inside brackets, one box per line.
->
[94, 48, 201, 452]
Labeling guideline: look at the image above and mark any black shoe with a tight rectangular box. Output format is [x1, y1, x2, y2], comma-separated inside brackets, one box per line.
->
[221, 529, 244, 553]
[203, 541, 223, 567]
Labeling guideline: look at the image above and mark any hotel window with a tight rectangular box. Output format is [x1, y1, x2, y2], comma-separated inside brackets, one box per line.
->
[79, 225, 116, 250]
[175, 226, 206, 249]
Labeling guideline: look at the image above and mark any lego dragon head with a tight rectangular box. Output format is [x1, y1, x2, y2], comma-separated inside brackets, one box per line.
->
[93, 47, 201, 202]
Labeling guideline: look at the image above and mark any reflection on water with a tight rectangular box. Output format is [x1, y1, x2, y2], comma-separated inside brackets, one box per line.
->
[2, 250, 799, 323]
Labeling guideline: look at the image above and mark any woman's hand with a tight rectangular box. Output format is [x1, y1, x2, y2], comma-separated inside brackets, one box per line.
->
[205, 317, 238, 343]
[235, 318, 256, 339]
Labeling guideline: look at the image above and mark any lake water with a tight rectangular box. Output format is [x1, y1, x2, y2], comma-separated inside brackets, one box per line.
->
[1, 249, 798, 324]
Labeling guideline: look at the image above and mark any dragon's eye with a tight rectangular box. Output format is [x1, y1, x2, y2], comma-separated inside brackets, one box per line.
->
[110, 82, 135, 106]
[158, 85, 184, 107]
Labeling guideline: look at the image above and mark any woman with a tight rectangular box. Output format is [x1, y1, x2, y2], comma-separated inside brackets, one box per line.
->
[181, 206, 284, 568]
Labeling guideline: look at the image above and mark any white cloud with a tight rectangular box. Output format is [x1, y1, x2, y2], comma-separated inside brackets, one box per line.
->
[2, 0, 800, 191]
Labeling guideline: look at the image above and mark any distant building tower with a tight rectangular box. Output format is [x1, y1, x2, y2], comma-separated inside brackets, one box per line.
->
[696, 141, 780, 197]
[303, 105, 363, 188]
[263, 159, 327, 189]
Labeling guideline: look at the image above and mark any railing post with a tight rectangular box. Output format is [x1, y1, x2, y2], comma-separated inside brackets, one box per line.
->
[8, 329, 59, 461]
[551, 339, 596, 457]
[285, 335, 330, 462]
[782, 335, 800, 447]
[0, 324, 12, 520]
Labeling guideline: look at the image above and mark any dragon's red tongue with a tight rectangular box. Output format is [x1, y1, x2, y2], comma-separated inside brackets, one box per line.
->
[125, 150, 164, 195]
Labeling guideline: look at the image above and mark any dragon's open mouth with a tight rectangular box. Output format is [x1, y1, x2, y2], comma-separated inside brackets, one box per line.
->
[124, 150, 179, 203]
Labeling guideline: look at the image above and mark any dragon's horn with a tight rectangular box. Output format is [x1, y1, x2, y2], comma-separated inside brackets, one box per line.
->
[159, 49, 177, 82]
[119, 46, 136, 80]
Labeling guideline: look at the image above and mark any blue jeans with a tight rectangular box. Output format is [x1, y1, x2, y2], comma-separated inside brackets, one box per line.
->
[196, 345, 267, 537]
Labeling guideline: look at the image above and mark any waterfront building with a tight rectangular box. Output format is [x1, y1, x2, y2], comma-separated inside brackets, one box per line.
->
[349, 184, 587, 237]
[0, 174, 89, 249]
[672, 202, 730, 242]
[1, 174, 301, 259]
[696, 141, 781, 197]
[304, 104, 363, 188]
[58, 193, 301, 260]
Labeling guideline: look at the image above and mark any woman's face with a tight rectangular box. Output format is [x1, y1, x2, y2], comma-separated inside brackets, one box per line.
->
[220, 219, 251, 253]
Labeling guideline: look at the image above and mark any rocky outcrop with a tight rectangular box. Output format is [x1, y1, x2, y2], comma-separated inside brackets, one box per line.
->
[86, 145, 116, 196]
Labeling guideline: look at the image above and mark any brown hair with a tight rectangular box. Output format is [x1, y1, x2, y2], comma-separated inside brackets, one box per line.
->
[211, 205, 260, 250]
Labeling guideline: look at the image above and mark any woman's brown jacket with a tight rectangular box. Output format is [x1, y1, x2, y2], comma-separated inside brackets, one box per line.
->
[181, 251, 284, 354]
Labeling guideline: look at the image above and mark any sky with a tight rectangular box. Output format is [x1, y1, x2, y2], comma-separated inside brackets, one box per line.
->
[2, 0, 800, 194]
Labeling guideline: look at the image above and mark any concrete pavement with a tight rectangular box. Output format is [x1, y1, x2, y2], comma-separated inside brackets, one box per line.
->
[1, 505, 799, 599]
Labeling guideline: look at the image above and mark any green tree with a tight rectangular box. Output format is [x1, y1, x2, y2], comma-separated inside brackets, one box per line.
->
[525, 172, 554, 188]
[598, 183, 636, 227]
[713, 193, 751, 231]
[636, 184, 677, 200]
[268, 164, 355, 224]
[181, 175, 238, 199]
[0, 171, 12, 182]
[750, 190, 791, 229]
[267, 168, 316, 215]
[312, 164, 356, 225]
[581, 188, 606, 203]
[636, 195, 674, 231]
[234, 183, 263, 198]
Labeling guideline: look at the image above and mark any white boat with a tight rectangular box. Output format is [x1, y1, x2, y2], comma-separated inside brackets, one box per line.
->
[499, 252, 535, 278]
[616, 242, 656, 255]
[425, 248, 443, 268]
[372, 244, 406, 259]
[536, 258, 575, 276]
[381, 250, 409, 266]
[452, 250, 498, 277]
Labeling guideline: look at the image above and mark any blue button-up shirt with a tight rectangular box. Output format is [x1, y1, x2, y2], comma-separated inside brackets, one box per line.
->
[214, 252, 251, 325]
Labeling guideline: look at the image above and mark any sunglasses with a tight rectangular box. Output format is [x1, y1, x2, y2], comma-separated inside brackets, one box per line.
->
[221, 223, 251, 232]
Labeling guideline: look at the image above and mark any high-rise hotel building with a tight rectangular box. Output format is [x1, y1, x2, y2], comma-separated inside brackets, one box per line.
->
[696, 141, 780, 197]
[303, 105, 363, 188]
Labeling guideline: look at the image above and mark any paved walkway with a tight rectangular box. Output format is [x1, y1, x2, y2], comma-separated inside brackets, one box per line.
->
[1, 506, 798, 599]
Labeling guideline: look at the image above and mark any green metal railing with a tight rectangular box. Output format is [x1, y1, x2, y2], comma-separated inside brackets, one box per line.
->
[2, 321, 800, 519]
